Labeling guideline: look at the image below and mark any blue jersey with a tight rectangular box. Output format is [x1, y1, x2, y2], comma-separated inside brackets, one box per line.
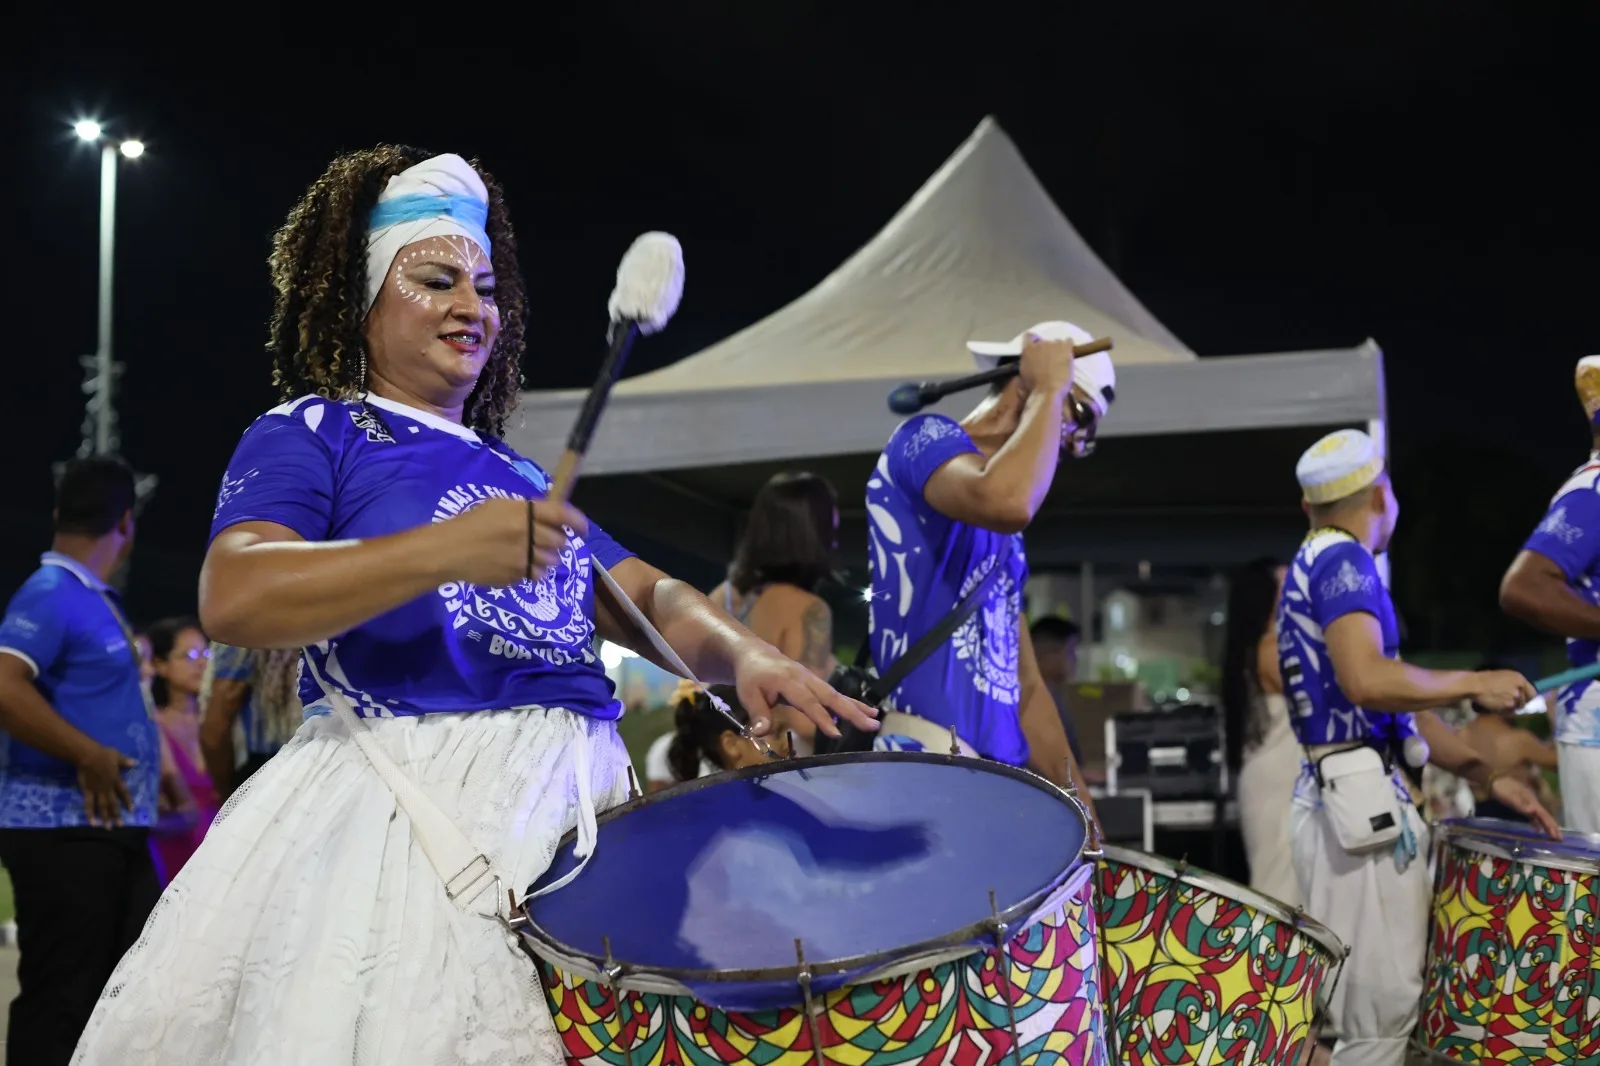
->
[210, 394, 634, 720]
[0, 554, 159, 828]
[1522, 456, 1600, 747]
[1278, 529, 1409, 750]
[866, 415, 1029, 765]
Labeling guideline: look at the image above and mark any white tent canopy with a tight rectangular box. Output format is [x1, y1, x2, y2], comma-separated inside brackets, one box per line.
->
[507, 117, 1383, 478]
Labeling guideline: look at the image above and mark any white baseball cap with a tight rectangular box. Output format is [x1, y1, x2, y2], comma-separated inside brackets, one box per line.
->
[966, 320, 1116, 420]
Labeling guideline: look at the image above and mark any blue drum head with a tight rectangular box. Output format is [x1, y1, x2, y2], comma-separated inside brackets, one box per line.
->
[522, 752, 1088, 1011]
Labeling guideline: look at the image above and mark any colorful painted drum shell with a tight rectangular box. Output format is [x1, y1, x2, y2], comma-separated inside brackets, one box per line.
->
[1095, 847, 1343, 1066]
[1417, 819, 1600, 1065]
[521, 753, 1090, 1012]
[536, 871, 1106, 1066]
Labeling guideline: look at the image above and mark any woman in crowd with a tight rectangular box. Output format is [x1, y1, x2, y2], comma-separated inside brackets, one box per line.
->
[667, 680, 791, 781]
[199, 643, 302, 798]
[1222, 557, 1300, 905]
[145, 617, 220, 882]
[73, 146, 872, 1065]
[710, 471, 840, 755]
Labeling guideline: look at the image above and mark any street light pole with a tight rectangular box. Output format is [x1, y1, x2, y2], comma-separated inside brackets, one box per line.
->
[92, 141, 117, 456]
[62, 122, 157, 536]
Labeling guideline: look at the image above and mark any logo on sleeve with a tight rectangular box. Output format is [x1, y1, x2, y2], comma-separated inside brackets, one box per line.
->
[350, 407, 395, 444]
[1537, 506, 1584, 546]
[214, 469, 260, 519]
[1319, 560, 1376, 600]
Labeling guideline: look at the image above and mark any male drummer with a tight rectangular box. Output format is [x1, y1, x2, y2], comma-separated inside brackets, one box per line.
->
[1280, 428, 1558, 1066]
[1499, 354, 1600, 833]
[864, 321, 1110, 799]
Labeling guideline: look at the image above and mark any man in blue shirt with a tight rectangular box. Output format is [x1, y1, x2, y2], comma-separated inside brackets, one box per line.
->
[1279, 429, 1556, 1066]
[0, 457, 162, 1066]
[865, 321, 1112, 801]
[1500, 354, 1600, 833]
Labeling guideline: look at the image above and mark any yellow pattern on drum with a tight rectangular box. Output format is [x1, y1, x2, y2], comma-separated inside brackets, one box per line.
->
[539, 881, 1106, 1066]
[1417, 834, 1599, 1064]
[1097, 857, 1337, 1065]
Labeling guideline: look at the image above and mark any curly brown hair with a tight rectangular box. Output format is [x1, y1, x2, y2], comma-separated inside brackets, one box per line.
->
[266, 144, 527, 437]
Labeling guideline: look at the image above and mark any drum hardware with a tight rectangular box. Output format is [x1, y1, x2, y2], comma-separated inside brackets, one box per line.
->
[520, 752, 1099, 1063]
[986, 888, 1025, 1065]
[599, 935, 638, 1066]
[625, 766, 642, 801]
[792, 939, 827, 1066]
[499, 889, 533, 937]
[948, 725, 961, 756]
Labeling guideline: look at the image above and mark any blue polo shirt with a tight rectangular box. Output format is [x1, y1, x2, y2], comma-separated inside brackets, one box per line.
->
[0, 553, 159, 828]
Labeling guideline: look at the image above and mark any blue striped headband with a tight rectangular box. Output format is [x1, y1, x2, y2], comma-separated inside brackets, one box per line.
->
[368, 193, 489, 236]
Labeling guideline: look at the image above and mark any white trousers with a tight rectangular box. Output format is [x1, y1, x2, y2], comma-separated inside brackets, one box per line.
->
[1238, 727, 1301, 906]
[1557, 741, 1600, 833]
[1291, 802, 1430, 1066]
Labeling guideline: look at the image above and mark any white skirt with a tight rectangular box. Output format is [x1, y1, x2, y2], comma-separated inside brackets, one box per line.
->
[72, 705, 631, 1066]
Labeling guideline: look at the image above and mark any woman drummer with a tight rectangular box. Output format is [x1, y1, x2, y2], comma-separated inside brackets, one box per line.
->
[72, 147, 875, 1065]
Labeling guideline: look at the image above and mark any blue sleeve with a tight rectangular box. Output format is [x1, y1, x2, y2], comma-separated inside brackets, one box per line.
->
[0, 578, 71, 677]
[1308, 544, 1389, 630]
[210, 643, 255, 683]
[209, 413, 336, 543]
[1523, 488, 1600, 580]
[586, 519, 635, 569]
[885, 415, 981, 501]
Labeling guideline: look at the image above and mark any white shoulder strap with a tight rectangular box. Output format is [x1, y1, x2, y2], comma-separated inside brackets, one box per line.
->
[302, 560, 725, 918]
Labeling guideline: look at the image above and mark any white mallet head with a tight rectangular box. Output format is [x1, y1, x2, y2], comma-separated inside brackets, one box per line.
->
[607, 232, 684, 335]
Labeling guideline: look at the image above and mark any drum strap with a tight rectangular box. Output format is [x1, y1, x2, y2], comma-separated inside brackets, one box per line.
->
[301, 559, 730, 919]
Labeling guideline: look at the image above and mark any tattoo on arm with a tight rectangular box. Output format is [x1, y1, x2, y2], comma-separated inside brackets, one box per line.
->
[799, 600, 833, 672]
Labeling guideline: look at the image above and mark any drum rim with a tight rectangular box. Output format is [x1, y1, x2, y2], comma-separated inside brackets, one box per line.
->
[1438, 816, 1600, 872]
[518, 750, 1092, 985]
[1098, 843, 1347, 960]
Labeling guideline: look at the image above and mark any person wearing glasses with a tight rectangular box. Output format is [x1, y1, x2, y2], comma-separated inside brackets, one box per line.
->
[145, 618, 218, 882]
[864, 321, 1112, 801]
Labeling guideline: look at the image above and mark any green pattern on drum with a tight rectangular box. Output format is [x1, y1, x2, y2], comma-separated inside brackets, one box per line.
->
[539, 880, 1106, 1066]
[1418, 835, 1600, 1064]
[1096, 857, 1336, 1065]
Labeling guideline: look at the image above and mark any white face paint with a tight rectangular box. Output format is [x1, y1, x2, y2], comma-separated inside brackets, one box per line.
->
[365, 234, 503, 404]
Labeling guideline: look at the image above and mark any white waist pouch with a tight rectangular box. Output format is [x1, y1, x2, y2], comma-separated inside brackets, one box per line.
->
[1314, 745, 1403, 853]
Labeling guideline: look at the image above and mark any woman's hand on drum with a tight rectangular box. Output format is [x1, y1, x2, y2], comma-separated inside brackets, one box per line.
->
[437, 497, 589, 587]
[732, 644, 879, 740]
[1489, 774, 1562, 838]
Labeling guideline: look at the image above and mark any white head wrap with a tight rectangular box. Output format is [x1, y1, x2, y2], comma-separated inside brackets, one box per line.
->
[363, 154, 492, 312]
[966, 320, 1116, 420]
[1296, 428, 1384, 505]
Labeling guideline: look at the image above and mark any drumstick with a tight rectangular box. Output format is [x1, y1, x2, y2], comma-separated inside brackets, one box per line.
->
[549, 236, 772, 757]
[1512, 661, 1600, 715]
[547, 233, 685, 503]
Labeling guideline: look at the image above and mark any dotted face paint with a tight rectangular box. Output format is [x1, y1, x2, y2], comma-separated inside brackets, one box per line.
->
[390, 235, 499, 332]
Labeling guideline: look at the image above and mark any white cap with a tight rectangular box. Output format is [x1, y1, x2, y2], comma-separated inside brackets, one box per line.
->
[1576, 355, 1600, 423]
[966, 320, 1116, 419]
[1296, 429, 1384, 505]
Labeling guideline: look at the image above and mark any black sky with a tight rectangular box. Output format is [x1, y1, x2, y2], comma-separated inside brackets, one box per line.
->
[5, 7, 1599, 638]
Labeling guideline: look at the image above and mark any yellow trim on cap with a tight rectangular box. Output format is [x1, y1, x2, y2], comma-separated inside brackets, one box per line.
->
[1577, 360, 1600, 421]
[1302, 457, 1384, 505]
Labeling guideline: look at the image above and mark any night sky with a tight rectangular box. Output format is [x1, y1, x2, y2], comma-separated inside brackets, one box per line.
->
[6, 10, 1599, 650]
